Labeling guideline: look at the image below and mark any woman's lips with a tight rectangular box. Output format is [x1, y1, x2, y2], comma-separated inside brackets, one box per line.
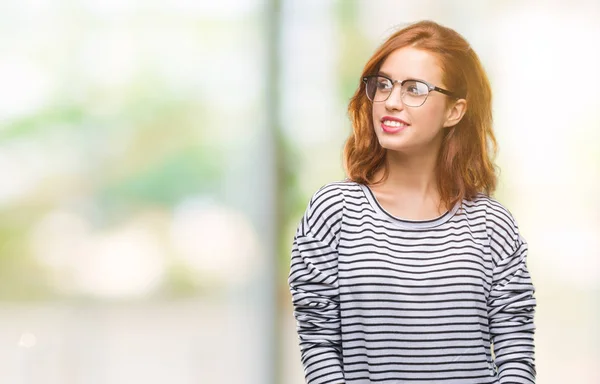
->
[380, 116, 409, 133]
[381, 122, 407, 133]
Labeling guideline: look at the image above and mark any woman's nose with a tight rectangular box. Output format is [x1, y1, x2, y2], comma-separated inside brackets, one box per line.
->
[384, 86, 404, 110]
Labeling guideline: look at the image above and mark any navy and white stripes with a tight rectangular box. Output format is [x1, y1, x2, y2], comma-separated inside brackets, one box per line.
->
[288, 181, 536, 384]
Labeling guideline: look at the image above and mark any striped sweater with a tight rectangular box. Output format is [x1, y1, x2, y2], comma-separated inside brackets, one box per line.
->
[288, 181, 536, 384]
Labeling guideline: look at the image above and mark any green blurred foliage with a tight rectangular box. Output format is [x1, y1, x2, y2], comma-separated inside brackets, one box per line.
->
[336, 0, 372, 103]
[0, 208, 56, 301]
[0, 78, 224, 299]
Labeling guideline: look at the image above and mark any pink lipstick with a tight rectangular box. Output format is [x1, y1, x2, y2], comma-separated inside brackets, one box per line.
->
[381, 116, 410, 133]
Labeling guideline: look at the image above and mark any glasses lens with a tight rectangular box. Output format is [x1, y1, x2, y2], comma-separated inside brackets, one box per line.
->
[365, 76, 392, 102]
[401, 80, 429, 107]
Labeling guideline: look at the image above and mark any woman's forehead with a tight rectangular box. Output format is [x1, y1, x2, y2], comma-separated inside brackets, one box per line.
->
[379, 47, 443, 83]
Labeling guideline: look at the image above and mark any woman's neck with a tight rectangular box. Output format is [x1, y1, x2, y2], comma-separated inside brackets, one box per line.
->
[374, 150, 439, 197]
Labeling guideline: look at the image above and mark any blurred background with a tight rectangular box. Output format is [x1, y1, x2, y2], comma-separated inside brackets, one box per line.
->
[0, 0, 598, 383]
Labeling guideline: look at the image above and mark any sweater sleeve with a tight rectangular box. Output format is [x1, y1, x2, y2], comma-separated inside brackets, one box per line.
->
[288, 184, 345, 384]
[487, 206, 537, 384]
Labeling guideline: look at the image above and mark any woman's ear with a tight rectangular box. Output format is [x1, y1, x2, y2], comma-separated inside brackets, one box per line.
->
[443, 99, 467, 128]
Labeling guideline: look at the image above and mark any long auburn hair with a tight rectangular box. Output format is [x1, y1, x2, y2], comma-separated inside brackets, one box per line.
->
[344, 20, 497, 210]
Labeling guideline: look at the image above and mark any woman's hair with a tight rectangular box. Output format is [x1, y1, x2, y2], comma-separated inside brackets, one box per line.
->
[344, 20, 497, 209]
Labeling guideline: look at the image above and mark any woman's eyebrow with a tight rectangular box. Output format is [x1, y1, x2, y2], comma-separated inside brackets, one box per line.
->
[376, 71, 428, 84]
[377, 70, 392, 78]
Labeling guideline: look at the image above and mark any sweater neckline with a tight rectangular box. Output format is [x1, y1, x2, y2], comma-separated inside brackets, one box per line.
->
[358, 183, 460, 229]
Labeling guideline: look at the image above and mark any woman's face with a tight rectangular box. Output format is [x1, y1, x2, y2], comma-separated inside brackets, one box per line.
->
[371, 47, 464, 157]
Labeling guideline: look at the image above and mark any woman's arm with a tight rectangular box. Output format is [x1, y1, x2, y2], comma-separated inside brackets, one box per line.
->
[487, 207, 537, 383]
[288, 184, 345, 384]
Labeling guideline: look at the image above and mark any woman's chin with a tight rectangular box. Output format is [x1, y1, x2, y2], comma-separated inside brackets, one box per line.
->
[377, 137, 408, 152]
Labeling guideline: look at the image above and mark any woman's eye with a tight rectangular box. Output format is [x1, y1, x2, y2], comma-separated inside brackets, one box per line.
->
[377, 81, 391, 90]
[407, 86, 419, 94]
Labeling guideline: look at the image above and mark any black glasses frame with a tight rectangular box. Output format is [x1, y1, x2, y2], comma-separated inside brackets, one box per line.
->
[362, 74, 462, 106]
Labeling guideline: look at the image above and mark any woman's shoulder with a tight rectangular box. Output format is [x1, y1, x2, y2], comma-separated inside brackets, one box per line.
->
[308, 179, 363, 206]
[301, 179, 364, 226]
[463, 192, 517, 218]
[463, 192, 523, 243]
[298, 180, 361, 241]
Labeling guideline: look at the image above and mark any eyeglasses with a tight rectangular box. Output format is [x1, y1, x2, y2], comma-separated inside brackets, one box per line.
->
[363, 75, 461, 107]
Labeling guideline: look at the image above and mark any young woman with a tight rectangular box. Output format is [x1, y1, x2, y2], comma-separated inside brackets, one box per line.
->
[288, 20, 536, 384]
